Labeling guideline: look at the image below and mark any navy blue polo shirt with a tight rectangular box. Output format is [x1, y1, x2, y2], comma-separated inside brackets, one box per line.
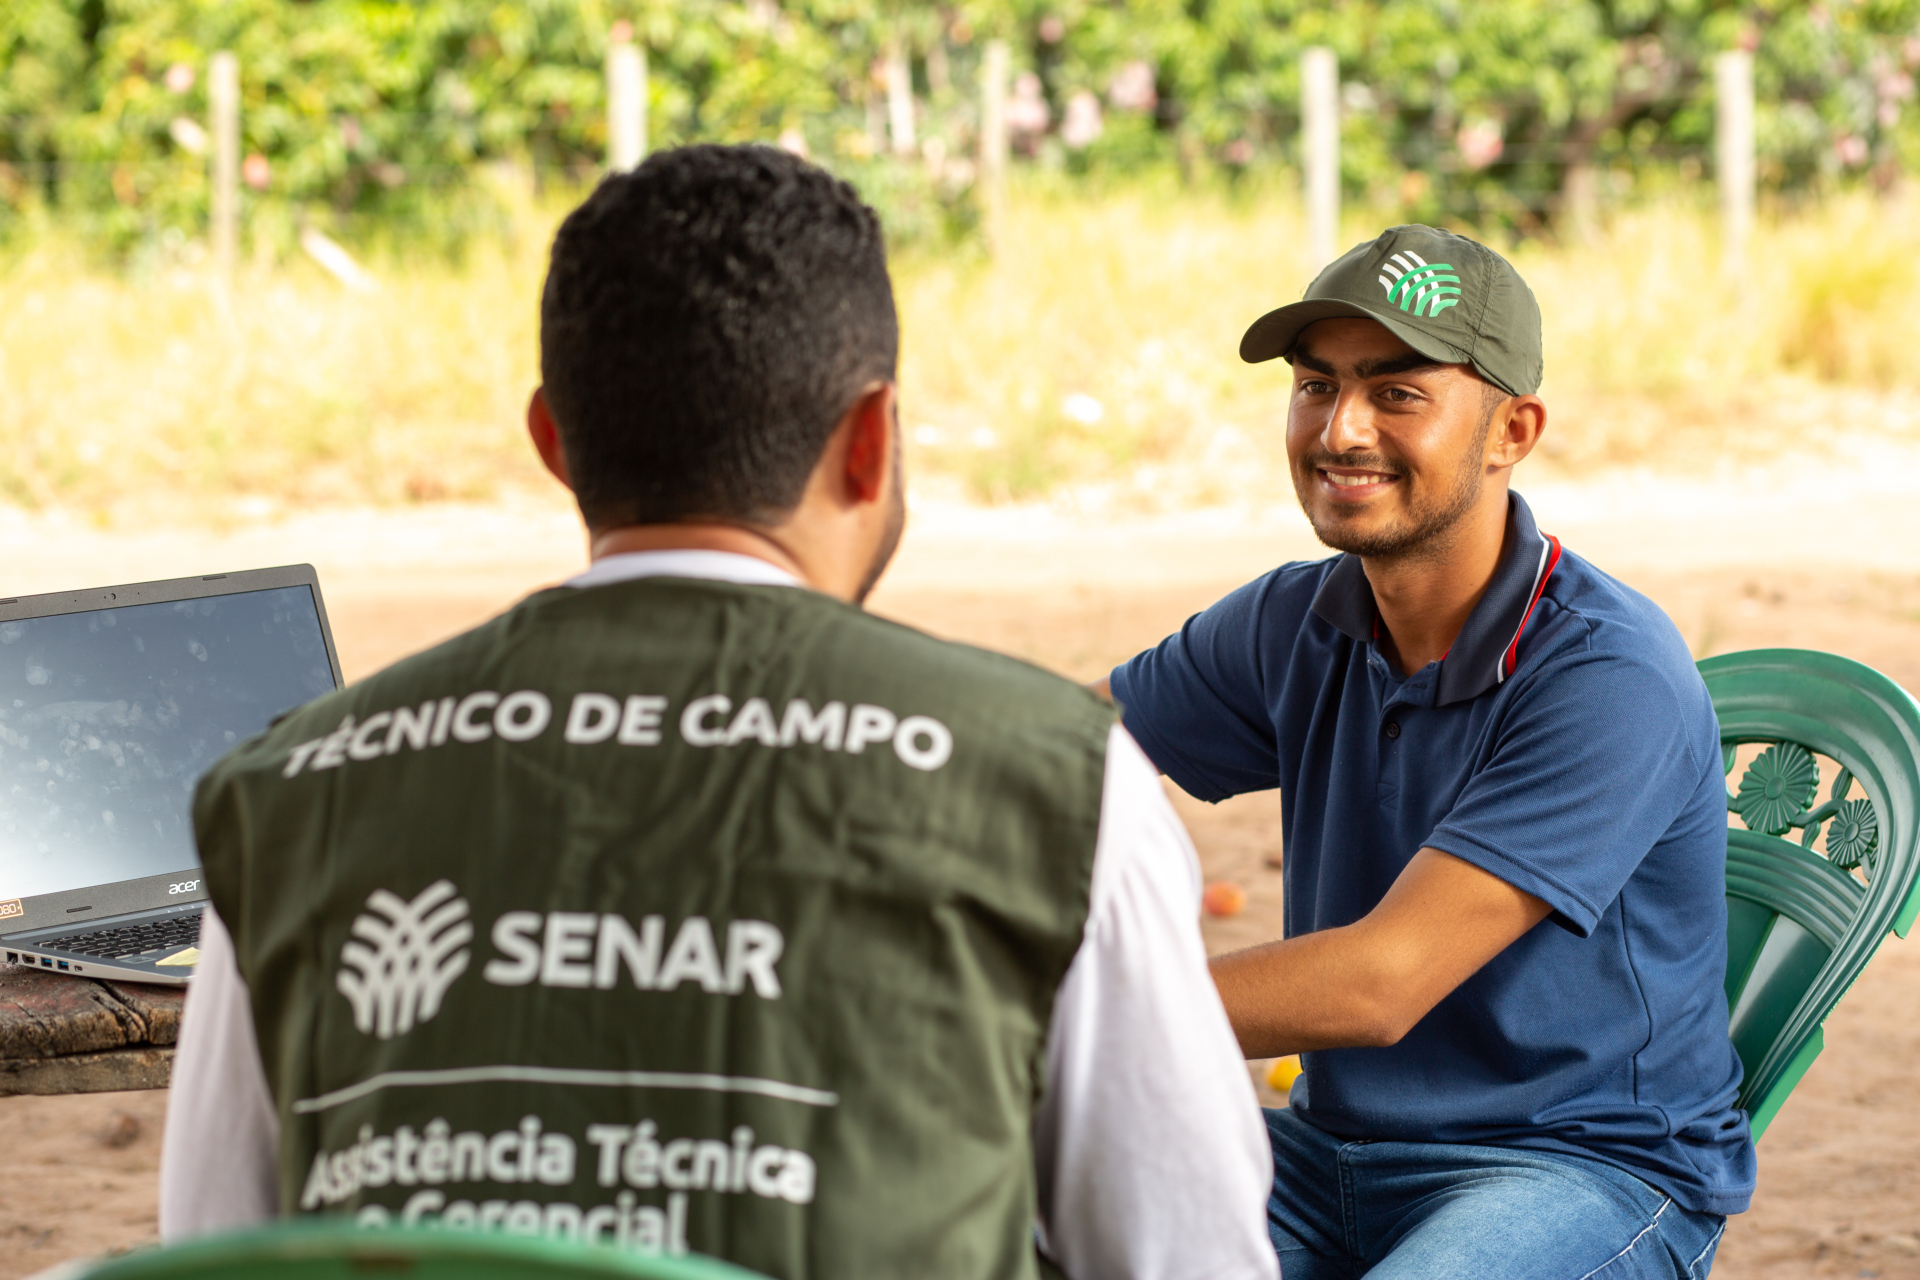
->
[1111, 492, 1756, 1215]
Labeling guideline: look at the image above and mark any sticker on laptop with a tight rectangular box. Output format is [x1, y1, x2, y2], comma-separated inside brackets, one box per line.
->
[0, 899, 21, 922]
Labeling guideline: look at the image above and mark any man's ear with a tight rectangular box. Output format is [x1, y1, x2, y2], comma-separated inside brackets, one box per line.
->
[840, 382, 897, 505]
[527, 388, 573, 492]
[1486, 394, 1547, 470]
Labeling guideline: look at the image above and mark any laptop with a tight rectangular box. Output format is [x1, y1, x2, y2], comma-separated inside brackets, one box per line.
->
[0, 565, 343, 986]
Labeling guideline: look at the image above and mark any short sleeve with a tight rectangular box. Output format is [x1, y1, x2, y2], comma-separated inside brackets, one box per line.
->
[159, 907, 281, 1239]
[1034, 726, 1279, 1280]
[1108, 574, 1284, 803]
[1423, 650, 1714, 937]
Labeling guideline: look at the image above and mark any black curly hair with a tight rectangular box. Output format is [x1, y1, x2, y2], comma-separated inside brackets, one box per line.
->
[539, 144, 898, 529]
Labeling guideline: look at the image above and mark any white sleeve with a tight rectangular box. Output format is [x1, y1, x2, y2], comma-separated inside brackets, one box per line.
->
[159, 906, 281, 1240]
[1034, 725, 1278, 1280]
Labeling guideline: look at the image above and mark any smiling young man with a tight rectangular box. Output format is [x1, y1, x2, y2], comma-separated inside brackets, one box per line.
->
[1099, 227, 1755, 1278]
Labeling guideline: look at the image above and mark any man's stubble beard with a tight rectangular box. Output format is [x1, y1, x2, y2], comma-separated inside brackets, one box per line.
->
[1294, 413, 1494, 566]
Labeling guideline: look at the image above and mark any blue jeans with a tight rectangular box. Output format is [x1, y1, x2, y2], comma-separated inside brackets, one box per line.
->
[1264, 1108, 1726, 1279]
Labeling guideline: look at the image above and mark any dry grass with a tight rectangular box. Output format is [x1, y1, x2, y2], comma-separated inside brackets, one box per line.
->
[903, 185, 1920, 508]
[0, 228, 548, 522]
[4, 179, 1920, 524]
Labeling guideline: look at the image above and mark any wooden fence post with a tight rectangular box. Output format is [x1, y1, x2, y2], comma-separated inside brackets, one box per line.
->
[979, 40, 1010, 254]
[1301, 46, 1339, 270]
[1715, 50, 1755, 277]
[886, 38, 917, 156]
[209, 51, 239, 281]
[607, 40, 647, 173]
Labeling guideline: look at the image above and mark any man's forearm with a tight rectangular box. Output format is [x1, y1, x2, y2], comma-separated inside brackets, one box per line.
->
[1210, 925, 1410, 1058]
[1208, 847, 1553, 1059]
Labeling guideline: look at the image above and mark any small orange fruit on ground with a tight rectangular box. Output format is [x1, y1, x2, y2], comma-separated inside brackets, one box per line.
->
[1202, 879, 1247, 917]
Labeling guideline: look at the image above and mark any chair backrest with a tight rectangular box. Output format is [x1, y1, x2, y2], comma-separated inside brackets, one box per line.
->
[1701, 649, 1920, 1140]
[66, 1223, 769, 1280]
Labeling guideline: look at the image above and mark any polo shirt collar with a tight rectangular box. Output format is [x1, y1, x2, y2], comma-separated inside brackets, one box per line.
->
[1309, 492, 1562, 706]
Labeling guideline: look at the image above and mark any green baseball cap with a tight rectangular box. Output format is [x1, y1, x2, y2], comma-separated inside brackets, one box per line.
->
[1238, 225, 1544, 396]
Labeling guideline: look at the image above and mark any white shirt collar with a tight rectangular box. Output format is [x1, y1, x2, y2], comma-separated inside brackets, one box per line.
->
[563, 549, 804, 591]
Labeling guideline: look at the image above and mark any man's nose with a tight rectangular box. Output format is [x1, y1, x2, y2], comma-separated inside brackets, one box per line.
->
[1322, 387, 1376, 455]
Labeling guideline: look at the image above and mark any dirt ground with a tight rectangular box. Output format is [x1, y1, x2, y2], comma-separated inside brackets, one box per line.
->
[6, 463, 1920, 1277]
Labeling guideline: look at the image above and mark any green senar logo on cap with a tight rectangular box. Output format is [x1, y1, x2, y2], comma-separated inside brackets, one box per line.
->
[1377, 252, 1461, 318]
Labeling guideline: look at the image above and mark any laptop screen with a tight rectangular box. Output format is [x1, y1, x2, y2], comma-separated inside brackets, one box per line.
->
[0, 585, 337, 901]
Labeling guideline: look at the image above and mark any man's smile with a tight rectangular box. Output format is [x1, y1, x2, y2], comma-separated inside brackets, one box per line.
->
[1318, 466, 1401, 497]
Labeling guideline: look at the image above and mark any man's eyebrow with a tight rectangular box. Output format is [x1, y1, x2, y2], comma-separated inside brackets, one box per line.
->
[1354, 352, 1446, 379]
[1287, 345, 1447, 381]
[1288, 347, 1337, 376]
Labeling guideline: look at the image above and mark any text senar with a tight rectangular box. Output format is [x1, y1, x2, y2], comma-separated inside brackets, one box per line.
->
[483, 913, 784, 997]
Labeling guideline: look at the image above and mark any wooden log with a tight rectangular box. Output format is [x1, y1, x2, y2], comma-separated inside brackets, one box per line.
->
[0, 966, 185, 1094]
[0, 1046, 174, 1096]
[101, 979, 184, 1047]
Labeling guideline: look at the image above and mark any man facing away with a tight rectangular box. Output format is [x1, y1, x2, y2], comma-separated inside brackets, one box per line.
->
[159, 145, 1278, 1280]
[1097, 227, 1755, 1279]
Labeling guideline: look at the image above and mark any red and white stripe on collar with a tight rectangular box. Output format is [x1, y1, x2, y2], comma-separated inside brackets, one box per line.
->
[1499, 534, 1562, 681]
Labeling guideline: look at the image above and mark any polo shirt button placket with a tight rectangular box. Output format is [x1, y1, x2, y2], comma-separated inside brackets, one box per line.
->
[1377, 714, 1403, 804]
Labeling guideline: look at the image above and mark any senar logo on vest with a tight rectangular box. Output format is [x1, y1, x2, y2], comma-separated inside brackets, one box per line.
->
[337, 880, 474, 1040]
[334, 885, 788, 1039]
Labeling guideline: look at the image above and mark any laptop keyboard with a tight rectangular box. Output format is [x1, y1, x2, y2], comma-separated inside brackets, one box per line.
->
[44, 913, 201, 961]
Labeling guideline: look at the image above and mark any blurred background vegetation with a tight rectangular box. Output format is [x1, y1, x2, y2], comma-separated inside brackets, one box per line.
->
[4, 1, 1920, 517]
[8, 0, 1920, 255]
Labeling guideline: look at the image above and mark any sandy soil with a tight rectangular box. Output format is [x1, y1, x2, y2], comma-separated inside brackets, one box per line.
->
[7, 462, 1920, 1277]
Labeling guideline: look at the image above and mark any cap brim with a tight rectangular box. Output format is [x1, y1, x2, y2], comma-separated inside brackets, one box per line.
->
[1239, 298, 1471, 367]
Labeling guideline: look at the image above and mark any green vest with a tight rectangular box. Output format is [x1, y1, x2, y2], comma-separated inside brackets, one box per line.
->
[194, 578, 1112, 1279]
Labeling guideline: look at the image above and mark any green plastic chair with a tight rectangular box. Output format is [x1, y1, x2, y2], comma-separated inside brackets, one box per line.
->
[62, 1223, 769, 1280]
[1702, 649, 1920, 1141]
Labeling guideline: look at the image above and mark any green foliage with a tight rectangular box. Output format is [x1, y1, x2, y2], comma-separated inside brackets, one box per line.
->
[985, 0, 1920, 229]
[6, 0, 1920, 256]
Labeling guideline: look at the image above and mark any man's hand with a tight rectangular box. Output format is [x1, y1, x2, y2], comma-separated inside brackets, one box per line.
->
[1209, 848, 1551, 1058]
